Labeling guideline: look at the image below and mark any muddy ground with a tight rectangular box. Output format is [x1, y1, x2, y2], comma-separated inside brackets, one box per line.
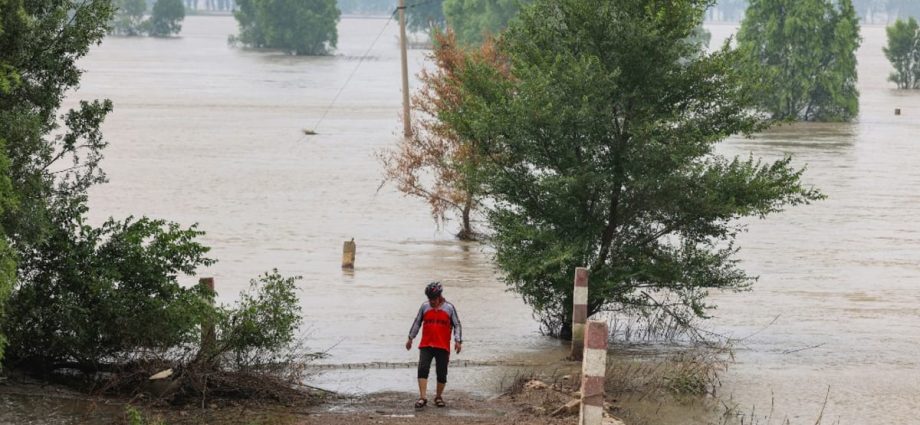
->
[0, 378, 596, 425]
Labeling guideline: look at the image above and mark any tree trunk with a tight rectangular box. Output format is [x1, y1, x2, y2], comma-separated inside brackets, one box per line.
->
[559, 321, 573, 341]
[456, 200, 475, 241]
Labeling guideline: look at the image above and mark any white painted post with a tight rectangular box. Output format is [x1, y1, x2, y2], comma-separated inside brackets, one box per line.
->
[579, 320, 608, 425]
[571, 267, 589, 360]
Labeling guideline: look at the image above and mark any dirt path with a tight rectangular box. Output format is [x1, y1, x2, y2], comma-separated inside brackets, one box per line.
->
[297, 391, 576, 425]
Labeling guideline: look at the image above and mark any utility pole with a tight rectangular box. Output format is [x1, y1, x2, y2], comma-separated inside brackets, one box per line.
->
[398, 0, 412, 138]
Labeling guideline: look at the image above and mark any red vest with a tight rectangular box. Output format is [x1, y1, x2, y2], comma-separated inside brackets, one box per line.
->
[420, 305, 453, 351]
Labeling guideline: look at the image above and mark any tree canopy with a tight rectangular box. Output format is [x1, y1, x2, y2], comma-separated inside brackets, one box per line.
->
[738, 0, 861, 122]
[111, 0, 147, 36]
[0, 0, 17, 365]
[233, 0, 341, 55]
[441, 0, 823, 333]
[148, 0, 185, 37]
[884, 17, 920, 89]
[443, 0, 529, 46]
[407, 0, 446, 34]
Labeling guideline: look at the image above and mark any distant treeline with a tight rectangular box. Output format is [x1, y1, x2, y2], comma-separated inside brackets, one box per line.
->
[335, 0, 920, 23]
[709, 0, 920, 23]
[337, 0, 394, 15]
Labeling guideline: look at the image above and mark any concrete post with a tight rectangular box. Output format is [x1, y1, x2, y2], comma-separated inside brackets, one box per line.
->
[342, 238, 356, 269]
[571, 267, 589, 360]
[199, 277, 216, 350]
[895, 108, 901, 116]
[398, 0, 412, 137]
[579, 320, 608, 425]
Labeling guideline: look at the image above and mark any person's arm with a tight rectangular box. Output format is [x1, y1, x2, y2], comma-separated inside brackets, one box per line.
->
[449, 303, 462, 353]
[406, 304, 425, 350]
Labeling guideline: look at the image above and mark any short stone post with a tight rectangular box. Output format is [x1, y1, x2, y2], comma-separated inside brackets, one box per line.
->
[199, 277, 216, 351]
[895, 108, 902, 116]
[579, 320, 608, 425]
[571, 267, 589, 360]
[342, 238, 356, 269]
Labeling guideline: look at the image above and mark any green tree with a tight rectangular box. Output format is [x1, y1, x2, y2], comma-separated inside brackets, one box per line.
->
[738, 0, 861, 122]
[0, 0, 114, 251]
[443, 0, 529, 46]
[147, 0, 185, 37]
[407, 0, 445, 34]
[443, 0, 823, 334]
[111, 0, 147, 36]
[0, 0, 16, 367]
[884, 17, 920, 89]
[233, 0, 340, 55]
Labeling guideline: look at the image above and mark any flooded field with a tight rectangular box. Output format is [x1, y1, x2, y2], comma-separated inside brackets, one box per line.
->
[36, 16, 920, 425]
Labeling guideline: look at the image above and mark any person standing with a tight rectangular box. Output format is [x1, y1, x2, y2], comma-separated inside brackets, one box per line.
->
[405, 281, 462, 408]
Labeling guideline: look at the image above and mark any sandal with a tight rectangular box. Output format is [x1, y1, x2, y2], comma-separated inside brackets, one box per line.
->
[434, 396, 446, 408]
[414, 398, 428, 409]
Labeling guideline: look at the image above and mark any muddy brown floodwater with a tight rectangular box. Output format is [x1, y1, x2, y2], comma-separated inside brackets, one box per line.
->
[9, 16, 913, 425]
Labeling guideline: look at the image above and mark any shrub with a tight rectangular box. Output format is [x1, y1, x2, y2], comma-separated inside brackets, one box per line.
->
[3, 215, 215, 370]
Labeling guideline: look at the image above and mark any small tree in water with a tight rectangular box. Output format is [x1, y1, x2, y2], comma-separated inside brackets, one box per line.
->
[110, 0, 147, 36]
[147, 0, 185, 37]
[443, 0, 824, 335]
[379, 31, 501, 240]
[884, 17, 920, 89]
[233, 0, 340, 55]
[737, 0, 861, 122]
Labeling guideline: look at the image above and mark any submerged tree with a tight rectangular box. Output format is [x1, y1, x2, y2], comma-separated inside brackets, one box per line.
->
[884, 17, 920, 89]
[147, 0, 185, 37]
[444, 0, 824, 334]
[407, 0, 446, 34]
[110, 0, 147, 36]
[443, 0, 530, 46]
[233, 0, 340, 55]
[738, 0, 861, 122]
[380, 31, 502, 240]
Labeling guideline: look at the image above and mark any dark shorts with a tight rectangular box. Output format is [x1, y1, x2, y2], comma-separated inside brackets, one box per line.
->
[417, 347, 449, 383]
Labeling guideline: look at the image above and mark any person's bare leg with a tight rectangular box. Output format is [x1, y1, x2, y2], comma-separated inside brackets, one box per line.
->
[436, 382, 445, 399]
[417, 378, 428, 400]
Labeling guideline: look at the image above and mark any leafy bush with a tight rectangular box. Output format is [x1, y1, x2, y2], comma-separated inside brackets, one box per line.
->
[147, 0, 185, 37]
[215, 270, 302, 366]
[3, 215, 215, 369]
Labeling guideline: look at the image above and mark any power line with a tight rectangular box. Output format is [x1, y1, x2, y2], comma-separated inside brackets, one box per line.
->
[307, 1, 439, 134]
[308, 9, 398, 134]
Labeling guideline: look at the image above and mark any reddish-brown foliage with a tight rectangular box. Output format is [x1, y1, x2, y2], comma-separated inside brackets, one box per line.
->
[379, 30, 506, 241]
